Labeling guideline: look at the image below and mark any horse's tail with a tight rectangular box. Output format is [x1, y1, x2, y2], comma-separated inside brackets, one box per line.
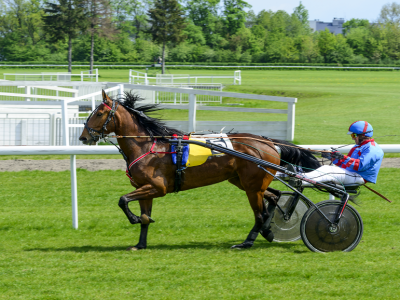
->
[265, 138, 321, 173]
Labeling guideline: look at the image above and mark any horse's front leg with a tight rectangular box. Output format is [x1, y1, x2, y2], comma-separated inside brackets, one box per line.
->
[119, 184, 163, 225]
[118, 184, 166, 251]
[127, 199, 154, 251]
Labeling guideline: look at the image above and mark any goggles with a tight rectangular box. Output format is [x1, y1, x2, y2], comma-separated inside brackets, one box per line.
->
[351, 133, 357, 138]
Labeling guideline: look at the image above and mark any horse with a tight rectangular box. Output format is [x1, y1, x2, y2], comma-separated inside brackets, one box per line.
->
[79, 90, 321, 251]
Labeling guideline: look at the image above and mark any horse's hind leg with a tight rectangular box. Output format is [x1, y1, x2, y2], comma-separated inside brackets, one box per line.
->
[231, 190, 265, 249]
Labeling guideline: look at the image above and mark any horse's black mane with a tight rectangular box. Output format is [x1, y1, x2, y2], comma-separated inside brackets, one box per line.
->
[117, 91, 186, 141]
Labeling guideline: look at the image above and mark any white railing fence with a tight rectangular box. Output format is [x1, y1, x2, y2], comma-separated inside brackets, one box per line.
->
[0, 85, 78, 101]
[155, 83, 223, 104]
[129, 69, 241, 86]
[3, 69, 98, 82]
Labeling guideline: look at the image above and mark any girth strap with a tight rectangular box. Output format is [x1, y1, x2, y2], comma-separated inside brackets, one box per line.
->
[174, 138, 186, 193]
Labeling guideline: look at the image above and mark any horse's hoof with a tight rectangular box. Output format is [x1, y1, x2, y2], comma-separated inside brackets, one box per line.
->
[260, 229, 274, 243]
[126, 246, 139, 251]
[126, 245, 146, 251]
[231, 242, 253, 249]
[140, 214, 155, 225]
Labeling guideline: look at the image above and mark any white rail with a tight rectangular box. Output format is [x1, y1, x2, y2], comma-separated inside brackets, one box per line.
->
[129, 69, 241, 85]
[3, 69, 98, 82]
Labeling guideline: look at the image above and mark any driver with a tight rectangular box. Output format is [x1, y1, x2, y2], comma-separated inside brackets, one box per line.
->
[299, 121, 384, 187]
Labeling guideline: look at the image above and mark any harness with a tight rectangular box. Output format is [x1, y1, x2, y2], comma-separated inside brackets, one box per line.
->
[84, 100, 119, 142]
[125, 139, 179, 190]
[86, 99, 188, 192]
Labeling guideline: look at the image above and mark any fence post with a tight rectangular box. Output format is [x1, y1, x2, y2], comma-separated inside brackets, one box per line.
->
[188, 93, 197, 133]
[91, 96, 95, 111]
[25, 86, 31, 101]
[70, 154, 78, 229]
[286, 100, 296, 141]
[145, 73, 148, 85]
[81, 72, 83, 82]
[50, 114, 56, 146]
[61, 100, 69, 146]
[129, 69, 132, 84]
[118, 84, 124, 99]
[20, 120, 27, 145]
[96, 69, 98, 82]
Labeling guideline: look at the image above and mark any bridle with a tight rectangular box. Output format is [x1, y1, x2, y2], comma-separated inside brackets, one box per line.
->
[84, 99, 120, 142]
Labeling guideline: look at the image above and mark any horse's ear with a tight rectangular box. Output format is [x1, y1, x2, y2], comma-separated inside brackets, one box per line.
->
[102, 89, 112, 105]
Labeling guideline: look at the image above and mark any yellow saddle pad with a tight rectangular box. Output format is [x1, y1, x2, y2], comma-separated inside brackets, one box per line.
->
[186, 134, 233, 167]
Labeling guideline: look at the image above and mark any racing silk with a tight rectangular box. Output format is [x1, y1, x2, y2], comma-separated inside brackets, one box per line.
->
[332, 139, 384, 184]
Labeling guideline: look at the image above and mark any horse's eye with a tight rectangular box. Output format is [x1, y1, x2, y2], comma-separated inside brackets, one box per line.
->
[97, 113, 103, 117]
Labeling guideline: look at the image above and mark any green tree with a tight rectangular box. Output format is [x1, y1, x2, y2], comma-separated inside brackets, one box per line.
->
[379, 2, 400, 24]
[183, 22, 206, 45]
[0, 0, 49, 61]
[316, 29, 336, 62]
[85, 0, 117, 71]
[329, 34, 354, 64]
[342, 18, 369, 35]
[296, 35, 320, 63]
[186, 0, 220, 45]
[111, 0, 152, 37]
[223, 0, 251, 36]
[42, 0, 88, 71]
[345, 26, 370, 57]
[293, 1, 308, 25]
[147, 0, 186, 73]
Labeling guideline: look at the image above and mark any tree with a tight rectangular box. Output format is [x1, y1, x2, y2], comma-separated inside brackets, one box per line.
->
[342, 18, 369, 35]
[316, 29, 336, 62]
[223, 0, 251, 36]
[111, 0, 152, 38]
[379, 2, 400, 24]
[185, 0, 220, 46]
[0, 0, 49, 61]
[147, 0, 186, 74]
[293, 1, 308, 25]
[293, 1, 310, 34]
[43, 0, 88, 71]
[85, 0, 117, 71]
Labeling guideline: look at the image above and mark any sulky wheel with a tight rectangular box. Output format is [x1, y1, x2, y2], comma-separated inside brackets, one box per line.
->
[300, 200, 363, 253]
[268, 192, 310, 242]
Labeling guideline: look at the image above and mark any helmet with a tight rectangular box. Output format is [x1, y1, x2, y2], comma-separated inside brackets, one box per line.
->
[347, 121, 373, 137]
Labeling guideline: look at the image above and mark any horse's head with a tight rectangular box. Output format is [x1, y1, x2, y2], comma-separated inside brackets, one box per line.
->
[79, 90, 119, 145]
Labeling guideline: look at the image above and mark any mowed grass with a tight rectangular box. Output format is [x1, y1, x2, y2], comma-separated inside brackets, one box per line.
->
[0, 169, 400, 299]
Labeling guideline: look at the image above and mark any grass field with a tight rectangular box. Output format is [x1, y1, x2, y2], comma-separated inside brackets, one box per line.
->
[0, 169, 399, 299]
[1, 68, 400, 298]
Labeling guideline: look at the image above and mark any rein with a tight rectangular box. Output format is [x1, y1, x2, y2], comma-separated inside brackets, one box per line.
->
[106, 134, 329, 154]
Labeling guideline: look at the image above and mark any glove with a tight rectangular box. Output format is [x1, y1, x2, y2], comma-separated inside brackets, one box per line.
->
[321, 151, 344, 160]
[330, 151, 344, 160]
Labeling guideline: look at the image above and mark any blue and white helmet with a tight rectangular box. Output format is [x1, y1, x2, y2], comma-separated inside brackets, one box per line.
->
[347, 121, 373, 137]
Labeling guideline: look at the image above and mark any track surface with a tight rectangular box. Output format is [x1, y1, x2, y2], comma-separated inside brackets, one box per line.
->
[0, 158, 399, 172]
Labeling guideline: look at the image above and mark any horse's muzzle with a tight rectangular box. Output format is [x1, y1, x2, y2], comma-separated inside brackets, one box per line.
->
[79, 136, 97, 145]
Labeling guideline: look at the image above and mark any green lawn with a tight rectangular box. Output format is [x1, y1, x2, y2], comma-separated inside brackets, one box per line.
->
[0, 169, 399, 299]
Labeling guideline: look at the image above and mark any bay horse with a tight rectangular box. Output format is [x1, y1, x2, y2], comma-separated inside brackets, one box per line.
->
[79, 91, 320, 250]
